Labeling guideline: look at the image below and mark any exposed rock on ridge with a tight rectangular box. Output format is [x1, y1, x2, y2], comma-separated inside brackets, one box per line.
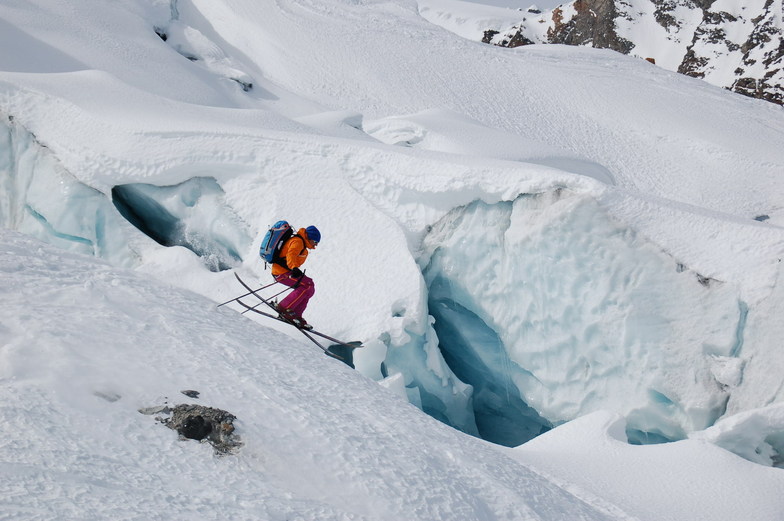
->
[484, 0, 782, 105]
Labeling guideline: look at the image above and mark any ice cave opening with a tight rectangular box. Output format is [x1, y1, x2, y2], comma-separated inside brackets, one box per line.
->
[111, 177, 250, 272]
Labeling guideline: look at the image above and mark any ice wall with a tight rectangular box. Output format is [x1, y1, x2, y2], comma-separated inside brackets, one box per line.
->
[0, 115, 251, 273]
[0, 115, 136, 267]
[421, 190, 745, 445]
[381, 314, 480, 438]
[426, 281, 553, 446]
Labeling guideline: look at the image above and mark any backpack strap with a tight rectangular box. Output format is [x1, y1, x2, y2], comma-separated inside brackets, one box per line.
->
[273, 234, 306, 270]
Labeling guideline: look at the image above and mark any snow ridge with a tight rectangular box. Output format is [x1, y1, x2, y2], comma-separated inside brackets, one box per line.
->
[473, 0, 783, 104]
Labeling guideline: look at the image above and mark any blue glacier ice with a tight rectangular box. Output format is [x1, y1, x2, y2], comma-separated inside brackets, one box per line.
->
[427, 279, 552, 446]
[418, 190, 745, 446]
[1, 116, 252, 273]
[0, 116, 135, 266]
[0, 111, 755, 449]
[381, 316, 479, 438]
[111, 177, 251, 272]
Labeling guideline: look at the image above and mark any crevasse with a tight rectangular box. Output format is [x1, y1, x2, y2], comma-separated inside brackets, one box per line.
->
[0, 114, 251, 273]
[419, 190, 746, 446]
[1, 113, 752, 448]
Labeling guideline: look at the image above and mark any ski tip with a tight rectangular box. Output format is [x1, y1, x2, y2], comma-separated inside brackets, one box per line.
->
[329, 341, 363, 349]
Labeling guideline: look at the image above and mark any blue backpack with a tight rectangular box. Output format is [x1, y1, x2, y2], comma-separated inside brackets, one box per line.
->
[259, 220, 294, 266]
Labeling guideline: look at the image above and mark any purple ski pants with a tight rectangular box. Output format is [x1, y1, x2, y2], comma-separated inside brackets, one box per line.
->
[275, 271, 315, 318]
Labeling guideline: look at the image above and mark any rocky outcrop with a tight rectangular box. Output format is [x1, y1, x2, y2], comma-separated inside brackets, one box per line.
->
[680, 0, 783, 104]
[484, 0, 782, 105]
[140, 393, 243, 455]
[482, 29, 534, 48]
[547, 0, 635, 53]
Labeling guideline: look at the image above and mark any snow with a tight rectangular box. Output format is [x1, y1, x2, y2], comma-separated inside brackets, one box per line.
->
[0, 229, 618, 520]
[692, 403, 784, 467]
[613, 0, 705, 70]
[447, 0, 783, 101]
[4, 230, 784, 520]
[513, 410, 784, 521]
[686, 0, 773, 87]
[417, 0, 528, 40]
[2, 0, 784, 518]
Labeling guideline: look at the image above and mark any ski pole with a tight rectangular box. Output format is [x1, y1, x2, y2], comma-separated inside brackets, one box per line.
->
[217, 280, 281, 307]
[240, 286, 293, 314]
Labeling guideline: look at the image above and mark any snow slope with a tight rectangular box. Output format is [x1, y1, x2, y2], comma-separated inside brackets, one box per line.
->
[3, 229, 783, 520]
[0, 230, 616, 520]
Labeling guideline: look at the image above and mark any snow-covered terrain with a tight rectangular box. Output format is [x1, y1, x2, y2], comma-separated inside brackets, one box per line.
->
[2, 0, 784, 519]
[457, 0, 783, 105]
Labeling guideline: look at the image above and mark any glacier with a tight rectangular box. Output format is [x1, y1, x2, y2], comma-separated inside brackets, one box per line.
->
[6, 226, 782, 520]
[0, 108, 775, 453]
[0, 115, 136, 267]
[2, 120, 756, 450]
[420, 191, 746, 445]
[1, 115, 251, 273]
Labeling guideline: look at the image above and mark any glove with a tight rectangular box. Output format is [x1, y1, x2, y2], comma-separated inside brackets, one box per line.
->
[291, 267, 304, 278]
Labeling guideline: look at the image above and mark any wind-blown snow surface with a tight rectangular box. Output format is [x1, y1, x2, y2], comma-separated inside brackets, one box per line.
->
[2, 0, 784, 517]
[0, 230, 614, 520]
[2, 229, 783, 520]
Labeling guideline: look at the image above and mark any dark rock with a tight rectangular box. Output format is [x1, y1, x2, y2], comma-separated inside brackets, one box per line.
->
[180, 415, 212, 440]
[181, 389, 200, 398]
[678, 48, 709, 78]
[505, 30, 536, 48]
[547, 0, 635, 54]
[142, 403, 243, 455]
[482, 30, 500, 44]
[680, 0, 783, 104]
[483, 27, 535, 47]
[652, 0, 680, 30]
[231, 78, 253, 92]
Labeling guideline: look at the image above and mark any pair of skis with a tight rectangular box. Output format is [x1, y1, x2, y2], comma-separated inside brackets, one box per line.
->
[231, 272, 362, 365]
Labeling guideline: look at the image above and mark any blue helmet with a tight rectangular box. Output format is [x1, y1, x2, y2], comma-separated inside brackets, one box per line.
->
[305, 225, 321, 244]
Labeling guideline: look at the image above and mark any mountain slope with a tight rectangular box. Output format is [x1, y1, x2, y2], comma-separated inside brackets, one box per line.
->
[480, 0, 783, 104]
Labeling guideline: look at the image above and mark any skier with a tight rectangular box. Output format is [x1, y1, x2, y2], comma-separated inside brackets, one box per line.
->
[271, 225, 321, 329]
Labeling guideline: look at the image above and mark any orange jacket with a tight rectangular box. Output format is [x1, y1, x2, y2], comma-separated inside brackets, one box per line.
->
[271, 228, 317, 276]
